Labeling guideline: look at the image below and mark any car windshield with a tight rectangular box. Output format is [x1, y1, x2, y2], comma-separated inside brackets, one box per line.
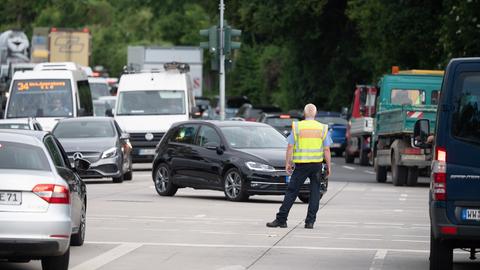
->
[90, 82, 110, 99]
[117, 90, 185, 115]
[316, 117, 348, 126]
[266, 117, 298, 127]
[221, 126, 287, 149]
[0, 123, 30, 130]
[0, 141, 50, 171]
[53, 120, 115, 138]
[7, 79, 73, 118]
[93, 101, 113, 116]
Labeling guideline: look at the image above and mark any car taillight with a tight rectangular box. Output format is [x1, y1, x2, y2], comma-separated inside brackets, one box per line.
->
[245, 117, 257, 122]
[32, 184, 70, 204]
[432, 147, 447, 201]
[403, 148, 422, 155]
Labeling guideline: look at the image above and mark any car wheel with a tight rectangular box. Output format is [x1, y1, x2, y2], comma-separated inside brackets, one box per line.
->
[391, 153, 407, 186]
[406, 167, 419, 186]
[223, 168, 249, 202]
[41, 248, 69, 270]
[345, 151, 354, 164]
[374, 157, 387, 183]
[430, 231, 453, 270]
[112, 173, 123, 183]
[124, 171, 133, 181]
[154, 163, 178, 196]
[70, 201, 86, 246]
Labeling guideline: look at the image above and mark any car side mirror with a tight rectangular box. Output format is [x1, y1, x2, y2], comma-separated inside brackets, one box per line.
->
[74, 158, 90, 172]
[120, 133, 130, 140]
[204, 142, 224, 154]
[105, 108, 114, 117]
[191, 107, 201, 118]
[413, 119, 431, 149]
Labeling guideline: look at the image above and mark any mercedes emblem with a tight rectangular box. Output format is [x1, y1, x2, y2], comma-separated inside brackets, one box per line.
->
[73, 152, 83, 160]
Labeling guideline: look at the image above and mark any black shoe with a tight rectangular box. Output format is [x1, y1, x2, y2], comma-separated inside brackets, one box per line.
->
[304, 223, 314, 229]
[266, 220, 287, 228]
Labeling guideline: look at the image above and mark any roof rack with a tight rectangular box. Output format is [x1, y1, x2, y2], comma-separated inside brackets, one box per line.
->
[122, 62, 190, 75]
[164, 62, 190, 73]
[34, 62, 82, 72]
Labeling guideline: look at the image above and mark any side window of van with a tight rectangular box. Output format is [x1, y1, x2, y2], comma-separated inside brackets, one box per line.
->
[77, 80, 93, 116]
[452, 73, 480, 143]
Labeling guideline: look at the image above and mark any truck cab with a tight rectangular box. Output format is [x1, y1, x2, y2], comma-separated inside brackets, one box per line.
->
[373, 68, 443, 186]
[345, 85, 377, 165]
[414, 58, 480, 270]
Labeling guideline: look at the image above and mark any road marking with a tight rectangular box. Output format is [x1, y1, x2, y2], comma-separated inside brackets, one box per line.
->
[369, 249, 388, 270]
[364, 170, 376, 175]
[195, 214, 206, 218]
[342, 165, 355, 170]
[71, 243, 142, 270]
[85, 241, 429, 253]
[392, 239, 429, 243]
[338, 237, 383, 241]
[393, 234, 429, 238]
[399, 198, 407, 201]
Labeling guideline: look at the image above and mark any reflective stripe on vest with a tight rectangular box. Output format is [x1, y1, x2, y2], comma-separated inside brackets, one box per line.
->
[292, 120, 327, 163]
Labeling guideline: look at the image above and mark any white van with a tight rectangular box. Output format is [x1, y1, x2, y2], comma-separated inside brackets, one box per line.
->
[4, 62, 93, 131]
[114, 64, 195, 162]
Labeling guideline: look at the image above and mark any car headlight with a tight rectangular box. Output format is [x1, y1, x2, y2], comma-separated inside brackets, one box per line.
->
[101, 147, 117, 159]
[245, 161, 275, 172]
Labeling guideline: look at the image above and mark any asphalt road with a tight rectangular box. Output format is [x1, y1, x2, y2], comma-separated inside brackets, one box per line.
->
[2, 156, 479, 270]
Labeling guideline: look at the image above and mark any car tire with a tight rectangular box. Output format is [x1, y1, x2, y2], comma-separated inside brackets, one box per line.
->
[345, 151, 354, 164]
[374, 157, 387, 183]
[70, 201, 86, 247]
[41, 248, 69, 270]
[391, 153, 407, 186]
[154, 163, 178, 196]
[223, 168, 249, 202]
[124, 171, 133, 181]
[430, 231, 453, 270]
[112, 173, 123, 183]
[298, 194, 309, 203]
[406, 167, 419, 186]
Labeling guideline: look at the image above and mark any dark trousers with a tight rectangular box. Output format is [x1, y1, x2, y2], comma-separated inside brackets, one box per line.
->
[276, 163, 322, 224]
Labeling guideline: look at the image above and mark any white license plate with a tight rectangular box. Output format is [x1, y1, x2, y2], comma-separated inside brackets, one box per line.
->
[462, 209, 480, 221]
[138, 148, 156, 156]
[0, 191, 22, 205]
[331, 143, 341, 148]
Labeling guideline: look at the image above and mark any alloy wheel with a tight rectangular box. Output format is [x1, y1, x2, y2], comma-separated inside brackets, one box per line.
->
[225, 171, 242, 199]
[155, 166, 169, 193]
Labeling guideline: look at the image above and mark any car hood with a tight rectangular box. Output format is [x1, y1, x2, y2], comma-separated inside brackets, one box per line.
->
[114, 115, 188, 133]
[235, 148, 285, 168]
[58, 137, 117, 153]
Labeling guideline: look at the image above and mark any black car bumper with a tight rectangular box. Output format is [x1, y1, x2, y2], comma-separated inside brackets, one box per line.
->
[0, 240, 61, 258]
[431, 202, 480, 245]
[244, 171, 312, 195]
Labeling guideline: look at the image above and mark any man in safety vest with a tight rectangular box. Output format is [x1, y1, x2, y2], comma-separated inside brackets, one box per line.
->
[267, 103, 332, 229]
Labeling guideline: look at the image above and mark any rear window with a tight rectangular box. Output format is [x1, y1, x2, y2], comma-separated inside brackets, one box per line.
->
[452, 73, 480, 145]
[266, 117, 298, 127]
[53, 120, 115, 138]
[316, 117, 348, 126]
[0, 141, 50, 171]
[391, 89, 425, 105]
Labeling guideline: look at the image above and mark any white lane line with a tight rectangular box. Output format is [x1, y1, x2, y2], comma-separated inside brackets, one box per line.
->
[392, 239, 429, 243]
[393, 235, 429, 238]
[338, 237, 383, 241]
[71, 243, 142, 270]
[364, 170, 376, 175]
[369, 249, 388, 270]
[85, 241, 429, 253]
[195, 214, 206, 218]
[342, 165, 355, 170]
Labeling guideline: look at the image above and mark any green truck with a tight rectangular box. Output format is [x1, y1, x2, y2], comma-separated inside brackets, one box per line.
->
[373, 68, 444, 186]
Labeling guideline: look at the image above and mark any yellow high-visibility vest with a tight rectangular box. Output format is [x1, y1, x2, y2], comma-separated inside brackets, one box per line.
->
[292, 120, 328, 163]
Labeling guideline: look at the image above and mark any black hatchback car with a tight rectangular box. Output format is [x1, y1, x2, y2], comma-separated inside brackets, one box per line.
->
[152, 120, 311, 201]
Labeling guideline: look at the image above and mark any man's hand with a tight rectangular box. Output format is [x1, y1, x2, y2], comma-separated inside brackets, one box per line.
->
[285, 162, 293, 175]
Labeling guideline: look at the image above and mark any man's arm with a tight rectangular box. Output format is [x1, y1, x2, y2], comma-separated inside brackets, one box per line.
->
[285, 144, 294, 175]
[324, 146, 331, 177]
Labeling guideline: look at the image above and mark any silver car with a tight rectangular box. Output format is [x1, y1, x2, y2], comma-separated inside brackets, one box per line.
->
[0, 117, 43, 130]
[0, 130, 88, 270]
[53, 117, 133, 183]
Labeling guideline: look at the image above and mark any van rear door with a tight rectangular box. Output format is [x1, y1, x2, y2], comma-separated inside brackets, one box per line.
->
[445, 62, 480, 225]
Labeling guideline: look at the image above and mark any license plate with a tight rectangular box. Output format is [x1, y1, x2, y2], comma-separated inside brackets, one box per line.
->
[138, 148, 156, 156]
[462, 209, 480, 221]
[0, 191, 22, 205]
[331, 143, 341, 148]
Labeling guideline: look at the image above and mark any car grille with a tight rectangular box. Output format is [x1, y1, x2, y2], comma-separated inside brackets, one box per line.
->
[129, 132, 165, 148]
[67, 152, 101, 163]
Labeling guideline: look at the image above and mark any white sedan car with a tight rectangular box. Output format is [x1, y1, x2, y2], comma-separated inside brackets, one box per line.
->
[0, 130, 88, 270]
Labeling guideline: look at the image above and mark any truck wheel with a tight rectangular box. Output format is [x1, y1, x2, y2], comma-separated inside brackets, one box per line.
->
[391, 153, 407, 186]
[345, 151, 354, 164]
[359, 137, 370, 166]
[374, 157, 387, 183]
[406, 167, 419, 186]
[430, 231, 453, 270]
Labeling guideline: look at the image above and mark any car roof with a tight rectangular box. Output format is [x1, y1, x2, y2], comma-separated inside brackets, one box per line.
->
[0, 129, 48, 146]
[57, 116, 113, 123]
[88, 77, 108, 83]
[316, 111, 342, 117]
[0, 118, 32, 124]
[174, 120, 270, 128]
